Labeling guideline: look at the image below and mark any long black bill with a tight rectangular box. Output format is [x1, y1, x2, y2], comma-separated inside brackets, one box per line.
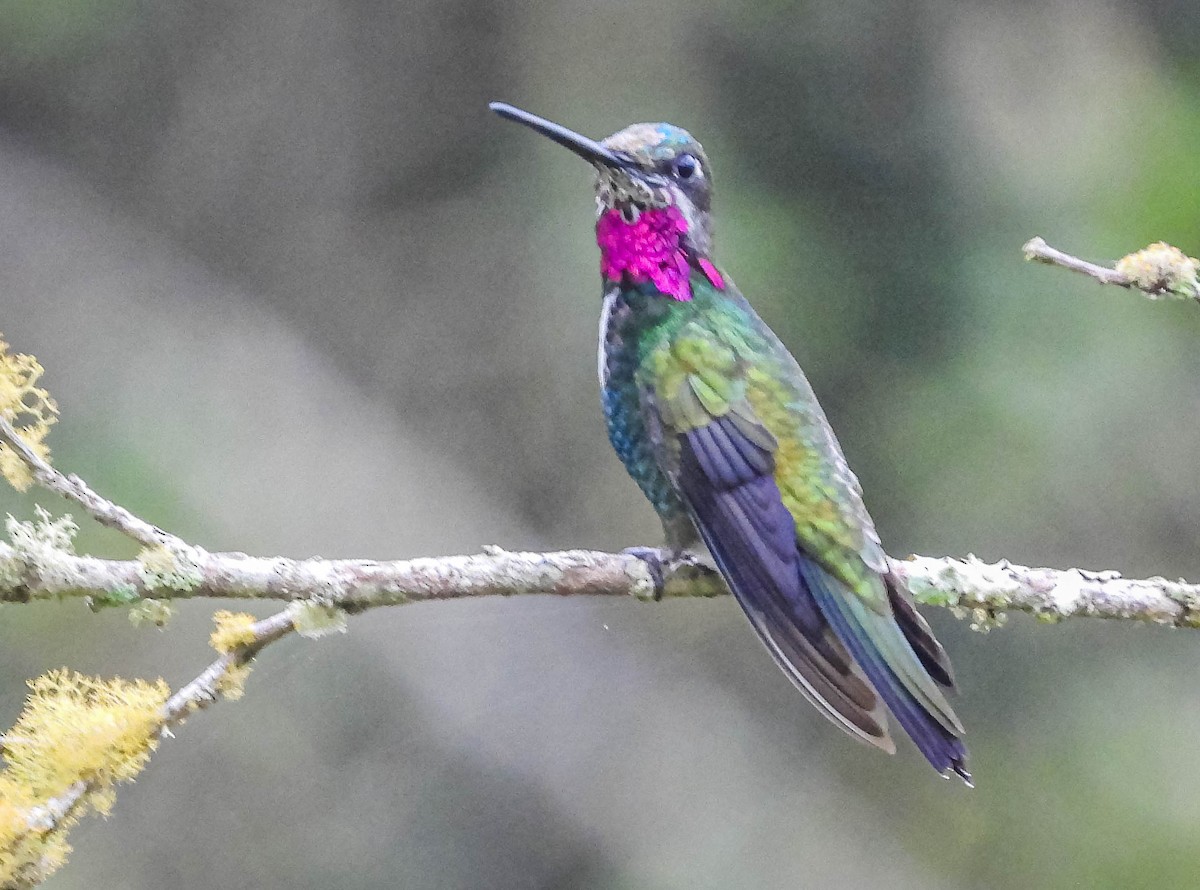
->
[489, 102, 633, 170]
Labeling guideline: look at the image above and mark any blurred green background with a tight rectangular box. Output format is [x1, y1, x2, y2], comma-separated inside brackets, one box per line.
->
[2, 1, 1200, 887]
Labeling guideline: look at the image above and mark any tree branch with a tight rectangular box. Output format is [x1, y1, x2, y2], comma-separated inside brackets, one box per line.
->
[0, 414, 179, 549]
[1023, 237, 1134, 288]
[1, 386, 1197, 627]
[11, 551, 1199, 852]
[891, 555, 1200, 628]
[1, 541, 1197, 626]
[1023, 236, 1200, 300]
[23, 608, 299, 842]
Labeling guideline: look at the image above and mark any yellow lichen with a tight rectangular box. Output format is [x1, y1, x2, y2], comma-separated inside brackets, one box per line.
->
[214, 662, 252, 702]
[0, 780, 71, 887]
[0, 670, 169, 885]
[0, 779, 71, 888]
[0, 334, 58, 492]
[0, 794, 28, 844]
[209, 610, 258, 654]
[3, 670, 168, 800]
[1115, 241, 1200, 299]
[0, 786, 54, 888]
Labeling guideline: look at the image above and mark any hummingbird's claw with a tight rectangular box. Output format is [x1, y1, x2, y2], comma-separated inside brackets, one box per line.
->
[622, 546, 719, 600]
[622, 546, 670, 600]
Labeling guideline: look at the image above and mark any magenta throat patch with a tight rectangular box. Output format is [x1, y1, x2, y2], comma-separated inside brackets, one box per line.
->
[596, 206, 720, 301]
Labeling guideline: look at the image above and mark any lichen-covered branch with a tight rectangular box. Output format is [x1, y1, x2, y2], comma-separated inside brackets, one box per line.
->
[7, 550, 1199, 877]
[2, 539, 1198, 626]
[1023, 236, 1200, 300]
[891, 555, 1200, 629]
[2, 389, 1198, 626]
[0, 414, 177, 549]
[20, 609, 299, 850]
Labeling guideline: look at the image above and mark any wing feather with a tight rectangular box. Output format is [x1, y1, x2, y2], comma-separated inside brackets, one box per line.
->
[676, 413, 891, 746]
[638, 311, 968, 778]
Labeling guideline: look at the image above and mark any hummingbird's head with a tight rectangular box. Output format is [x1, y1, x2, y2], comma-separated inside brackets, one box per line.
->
[491, 102, 722, 301]
[592, 122, 713, 255]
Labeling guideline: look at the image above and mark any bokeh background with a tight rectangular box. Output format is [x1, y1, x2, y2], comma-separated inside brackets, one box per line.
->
[2, 1, 1200, 887]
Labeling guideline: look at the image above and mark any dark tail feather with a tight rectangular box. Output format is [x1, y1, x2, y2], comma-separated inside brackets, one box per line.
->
[885, 571, 956, 690]
[801, 559, 971, 784]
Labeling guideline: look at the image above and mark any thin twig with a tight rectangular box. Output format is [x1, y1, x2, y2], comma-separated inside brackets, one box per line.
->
[26, 608, 298, 836]
[0, 414, 179, 549]
[1022, 236, 1133, 288]
[1023, 235, 1200, 300]
[162, 609, 297, 721]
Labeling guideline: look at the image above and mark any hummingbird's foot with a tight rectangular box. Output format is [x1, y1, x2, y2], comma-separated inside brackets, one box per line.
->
[622, 547, 720, 600]
[622, 546, 670, 600]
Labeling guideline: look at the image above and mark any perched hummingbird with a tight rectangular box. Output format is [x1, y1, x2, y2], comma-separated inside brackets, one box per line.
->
[490, 102, 969, 783]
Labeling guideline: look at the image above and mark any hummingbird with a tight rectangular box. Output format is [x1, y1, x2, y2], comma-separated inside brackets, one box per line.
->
[490, 102, 969, 783]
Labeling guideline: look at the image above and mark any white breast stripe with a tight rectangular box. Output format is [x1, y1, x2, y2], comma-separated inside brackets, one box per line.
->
[597, 288, 618, 387]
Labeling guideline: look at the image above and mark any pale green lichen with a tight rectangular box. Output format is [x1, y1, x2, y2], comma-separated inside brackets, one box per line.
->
[966, 607, 1007, 634]
[642, 553, 727, 601]
[7, 508, 76, 560]
[6, 508, 78, 592]
[908, 580, 959, 609]
[629, 565, 658, 602]
[128, 599, 174, 628]
[288, 601, 348, 639]
[900, 557, 1013, 632]
[86, 584, 139, 612]
[0, 542, 25, 591]
[1115, 242, 1200, 299]
[1163, 584, 1200, 628]
[904, 568, 964, 609]
[136, 543, 203, 593]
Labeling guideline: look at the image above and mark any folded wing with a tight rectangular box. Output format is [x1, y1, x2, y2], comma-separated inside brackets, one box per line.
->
[642, 319, 968, 779]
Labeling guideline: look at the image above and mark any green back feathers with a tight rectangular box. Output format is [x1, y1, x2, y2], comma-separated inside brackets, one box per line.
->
[635, 284, 884, 602]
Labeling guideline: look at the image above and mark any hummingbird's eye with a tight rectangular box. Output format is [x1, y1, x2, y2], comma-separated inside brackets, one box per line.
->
[673, 154, 698, 180]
